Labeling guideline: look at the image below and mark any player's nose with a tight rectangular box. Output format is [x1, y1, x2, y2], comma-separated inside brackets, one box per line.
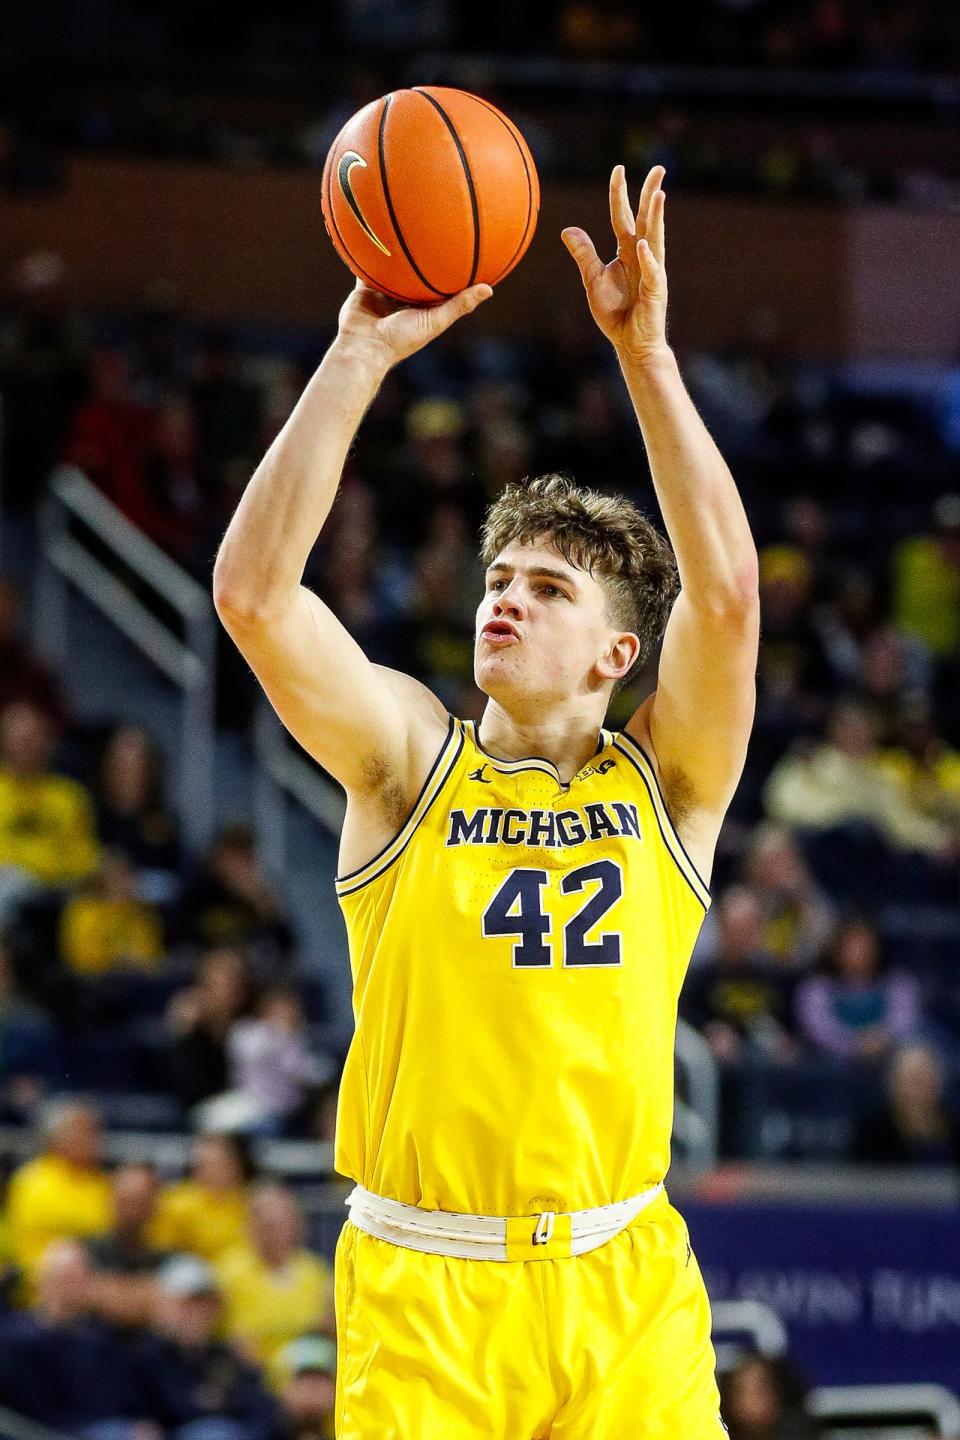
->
[493, 581, 526, 618]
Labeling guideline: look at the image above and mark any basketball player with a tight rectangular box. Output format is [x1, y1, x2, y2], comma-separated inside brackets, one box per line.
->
[214, 164, 759, 1438]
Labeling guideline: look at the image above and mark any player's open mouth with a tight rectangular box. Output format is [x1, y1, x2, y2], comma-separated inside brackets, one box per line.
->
[481, 621, 520, 645]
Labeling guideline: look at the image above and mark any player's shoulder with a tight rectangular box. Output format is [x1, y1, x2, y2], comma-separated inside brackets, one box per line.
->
[373, 665, 450, 730]
[371, 665, 452, 774]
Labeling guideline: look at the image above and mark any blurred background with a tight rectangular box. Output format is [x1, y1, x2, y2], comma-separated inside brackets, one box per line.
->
[0, 1, 959, 1437]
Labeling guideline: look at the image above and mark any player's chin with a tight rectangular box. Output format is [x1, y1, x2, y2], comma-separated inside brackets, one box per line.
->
[474, 648, 520, 693]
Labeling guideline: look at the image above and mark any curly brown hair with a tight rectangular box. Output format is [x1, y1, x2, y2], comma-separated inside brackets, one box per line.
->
[480, 473, 678, 688]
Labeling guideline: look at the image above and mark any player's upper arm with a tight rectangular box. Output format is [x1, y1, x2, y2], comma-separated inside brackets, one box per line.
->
[215, 584, 447, 796]
[630, 586, 759, 820]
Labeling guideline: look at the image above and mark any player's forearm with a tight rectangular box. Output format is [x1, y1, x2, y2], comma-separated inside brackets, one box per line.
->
[618, 346, 758, 614]
[213, 338, 388, 621]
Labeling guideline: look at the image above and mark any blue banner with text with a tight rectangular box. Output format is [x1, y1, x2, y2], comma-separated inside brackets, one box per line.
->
[685, 1200, 960, 1388]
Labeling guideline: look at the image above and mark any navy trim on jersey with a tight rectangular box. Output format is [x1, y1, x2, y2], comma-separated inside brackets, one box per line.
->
[335, 716, 463, 895]
[631, 735, 712, 897]
[612, 733, 711, 910]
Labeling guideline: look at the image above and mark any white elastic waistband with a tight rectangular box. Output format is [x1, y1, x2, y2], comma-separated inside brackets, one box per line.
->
[344, 1182, 665, 1261]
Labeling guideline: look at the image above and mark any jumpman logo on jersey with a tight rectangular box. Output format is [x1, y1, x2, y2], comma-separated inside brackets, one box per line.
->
[468, 764, 491, 783]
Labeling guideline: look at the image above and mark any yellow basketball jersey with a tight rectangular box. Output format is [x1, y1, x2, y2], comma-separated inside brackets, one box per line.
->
[334, 717, 710, 1216]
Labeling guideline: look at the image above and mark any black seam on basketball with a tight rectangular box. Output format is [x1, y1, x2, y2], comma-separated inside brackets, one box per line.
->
[413, 88, 481, 288]
[378, 93, 451, 299]
[468, 93, 535, 283]
[324, 149, 410, 302]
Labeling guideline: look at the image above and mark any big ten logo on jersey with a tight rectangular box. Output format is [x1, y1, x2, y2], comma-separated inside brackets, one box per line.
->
[575, 756, 616, 782]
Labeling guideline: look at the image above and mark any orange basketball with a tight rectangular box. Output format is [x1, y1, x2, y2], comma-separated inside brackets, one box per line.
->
[321, 87, 539, 305]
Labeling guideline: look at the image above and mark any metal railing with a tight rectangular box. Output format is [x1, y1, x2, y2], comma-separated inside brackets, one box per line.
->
[809, 1384, 960, 1440]
[34, 466, 216, 855]
[712, 1298, 789, 1375]
[674, 1017, 719, 1172]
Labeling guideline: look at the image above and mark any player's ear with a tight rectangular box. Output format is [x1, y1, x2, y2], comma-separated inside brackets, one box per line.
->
[597, 631, 641, 684]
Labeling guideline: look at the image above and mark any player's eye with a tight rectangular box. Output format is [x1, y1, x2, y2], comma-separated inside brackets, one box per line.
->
[488, 578, 507, 591]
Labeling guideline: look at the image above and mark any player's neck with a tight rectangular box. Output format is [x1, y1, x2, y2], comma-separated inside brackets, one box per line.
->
[476, 703, 606, 783]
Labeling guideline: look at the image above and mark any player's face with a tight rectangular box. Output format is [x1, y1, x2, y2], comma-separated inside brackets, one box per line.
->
[475, 536, 629, 706]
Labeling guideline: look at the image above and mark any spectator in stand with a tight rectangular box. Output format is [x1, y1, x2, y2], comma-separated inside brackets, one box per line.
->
[167, 946, 253, 1112]
[720, 1351, 817, 1440]
[86, 1162, 172, 1329]
[857, 623, 931, 742]
[154, 1132, 253, 1264]
[795, 915, 922, 1064]
[276, 1335, 337, 1440]
[412, 502, 485, 707]
[219, 1184, 334, 1375]
[0, 250, 88, 513]
[226, 986, 332, 1137]
[140, 391, 204, 565]
[0, 1183, 17, 1311]
[0, 576, 66, 728]
[6, 1098, 111, 1277]
[58, 848, 165, 978]
[62, 346, 154, 532]
[892, 493, 960, 661]
[0, 700, 99, 911]
[132, 1252, 280, 1440]
[0, 1239, 141, 1435]
[854, 1042, 960, 1167]
[753, 544, 833, 729]
[178, 823, 294, 970]
[0, 937, 60, 1119]
[763, 697, 946, 853]
[683, 887, 797, 1065]
[191, 328, 262, 499]
[741, 822, 835, 970]
[94, 724, 181, 893]
[875, 694, 960, 833]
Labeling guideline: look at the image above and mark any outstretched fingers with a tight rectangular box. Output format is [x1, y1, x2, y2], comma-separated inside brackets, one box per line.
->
[561, 227, 605, 287]
[609, 165, 636, 254]
[635, 165, 666, 241]
[646, 186, 666, 269]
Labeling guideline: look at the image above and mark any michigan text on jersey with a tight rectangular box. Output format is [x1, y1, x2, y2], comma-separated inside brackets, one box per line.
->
[445, 802, 642, 848]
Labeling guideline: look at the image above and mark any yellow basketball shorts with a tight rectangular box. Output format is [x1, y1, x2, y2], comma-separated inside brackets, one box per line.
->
[334, 1190, 727, 1439]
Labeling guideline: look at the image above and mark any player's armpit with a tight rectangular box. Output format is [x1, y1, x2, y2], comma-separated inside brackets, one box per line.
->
[216, 584, 446, 798]
[631, 585, 759, 820]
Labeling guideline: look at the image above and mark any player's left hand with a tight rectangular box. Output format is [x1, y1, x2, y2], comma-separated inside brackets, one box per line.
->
[561, 165, 669, 367]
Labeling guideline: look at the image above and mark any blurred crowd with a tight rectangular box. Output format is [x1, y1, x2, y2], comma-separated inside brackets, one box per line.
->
[2, 0, 959, 206]
[0, 1103, 337, 1439]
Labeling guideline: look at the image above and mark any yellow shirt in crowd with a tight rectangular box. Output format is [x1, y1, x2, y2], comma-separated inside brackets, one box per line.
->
[152, 1181, 249, 1262]
[0, 771, 99, 886]
[59, 895, 165, 975]
[6, 1154, 112, 1275]
[218, 1244, 334, 1376]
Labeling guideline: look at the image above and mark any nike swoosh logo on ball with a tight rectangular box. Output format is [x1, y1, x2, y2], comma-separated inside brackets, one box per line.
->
[337, 151, 392, 257]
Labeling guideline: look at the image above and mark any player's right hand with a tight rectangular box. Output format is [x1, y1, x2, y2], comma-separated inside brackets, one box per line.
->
[334, 279, 492, 371]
